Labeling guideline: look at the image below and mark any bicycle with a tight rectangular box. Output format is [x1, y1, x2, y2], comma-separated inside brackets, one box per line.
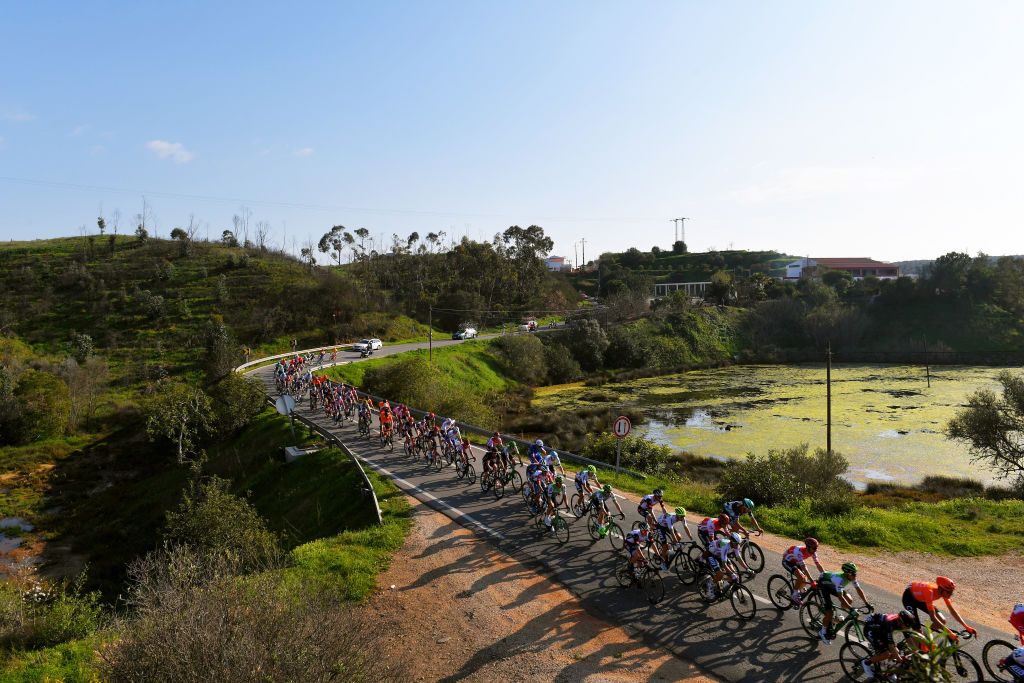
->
[840, 629, 984, 683]
[587, 510, 624, 551]
[983, 636, 1020, 682]
[499, 463, 524, 493]
[799, 598, 872, 643]
[357, 414, 370, 438]
[455, 457, 476, 484]
[735, 529, 765, 574]
[766, 574, 817, 611]
[695, 564, 757, 619]
[615, 557, 665, 605]
[379, 428, 394, 452]
[479, 467, 505, 500]
[533, 507, 570, 545]
[657, 539, 701, 585]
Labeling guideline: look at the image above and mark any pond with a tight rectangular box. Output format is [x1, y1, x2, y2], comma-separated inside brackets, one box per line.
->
[533, 364, 1019, 487]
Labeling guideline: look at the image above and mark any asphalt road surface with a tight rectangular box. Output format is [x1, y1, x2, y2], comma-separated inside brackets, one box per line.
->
[248, 340, 1003, 683]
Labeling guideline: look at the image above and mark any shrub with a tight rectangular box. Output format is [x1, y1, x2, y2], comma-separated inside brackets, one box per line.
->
[71, 333, 94, 363]
[542, 342, 580, 384]
[580, 432, 671, 475]
[0, 570, 103, 649]
[717, 444, 855, 512]
[209, 373, 266, 434]
[492, 334, 547, 384]
[565, 318, 609, 371]
[7, 369, 72, 444]
[164, 476, 280, 570]
[102, 548, 396, 683]
[361, 355, 494, 425]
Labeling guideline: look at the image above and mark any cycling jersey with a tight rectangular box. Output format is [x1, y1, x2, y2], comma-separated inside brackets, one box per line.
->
[1011, 603, 1024, 639]
[544, 482, 564, 500]
[819, 571, 859, 594]
[698, 517, 724, 536]
[486, 436, 503, 451]
[657, 512, 681, 529]
[527, 444, 545, 464]
[864, 613, 902, 651]
[542, 452, 561, 470]
[723, 500, 747, 523]
[574, 471, 591, 493]
[638, 494, 659, 514]
[907, 582, 947, 611]
[783, 545, 817, 567]
[589, 490, 609, 507]
[624, 529, 647, 551]
[705, 539, 733, 570]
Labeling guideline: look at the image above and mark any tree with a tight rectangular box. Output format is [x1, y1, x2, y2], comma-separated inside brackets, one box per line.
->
[565, 317, 609, 371]
[208, 373, 266, 434]
[202, 320, 236, 381]
[317, 225, 347, 266]
[71, 333, 94, 364]
[926, 251, 972, 296]
[221, 230, 239, 247]
[672, 240, 687, 254]
[707, 270, 735, 304]
[946, 371, 1024, 492]
[8, 369, 71, 444]
[145, 381, 214, 464]
[97, 216, 106, 236]
[492, 335, 547, 384]
[135, 225, 149, 243]
[57, 356, 108, 429]
[821, 269, 854, 296]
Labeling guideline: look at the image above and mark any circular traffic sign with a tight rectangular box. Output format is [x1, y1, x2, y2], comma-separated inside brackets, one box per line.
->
[613, 415, 631, 438]
[275, 394, 296, 416]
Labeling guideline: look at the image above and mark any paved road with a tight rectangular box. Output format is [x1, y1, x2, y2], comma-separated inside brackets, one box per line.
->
[249, 342, 1004, 683]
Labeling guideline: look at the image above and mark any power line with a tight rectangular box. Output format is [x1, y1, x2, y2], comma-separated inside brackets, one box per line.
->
[0, 175, 661, 224]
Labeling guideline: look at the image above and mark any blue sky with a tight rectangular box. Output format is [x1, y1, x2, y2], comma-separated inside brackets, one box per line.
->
[2, 1, 1023, 261]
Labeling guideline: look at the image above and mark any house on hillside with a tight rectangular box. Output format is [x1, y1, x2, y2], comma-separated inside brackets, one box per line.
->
[545, 256, 571, 272]
[784, 257, 899, 281]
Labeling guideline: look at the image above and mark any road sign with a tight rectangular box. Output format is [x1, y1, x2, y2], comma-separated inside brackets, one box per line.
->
[613, 415, 631, 438]
[275, 395, 296, 416]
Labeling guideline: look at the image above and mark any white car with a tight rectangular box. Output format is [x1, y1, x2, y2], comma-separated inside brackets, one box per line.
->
[452, 327, 478, 340]
[352, 338, 383, 352]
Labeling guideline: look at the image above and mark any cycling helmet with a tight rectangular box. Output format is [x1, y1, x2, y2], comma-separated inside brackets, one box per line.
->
[653, 488, 664, 498]
[675, 507, 686, 517]
[804, 537, 819, 551]
[743, 498, 754, 510]
[493, 431, 500, 437]
[729, 532, 742, 545]
[717, 513, 730, 526]
[841, 562, 858, 575]
[936, 576, 956, 591]
[535, 439, 544, 447]
[554, 475, 564, 485]
[550, 450, 558, 458]
[587, 465, 597, 476]
[602, 484, 612, 495]
[637, 521, 649, 531]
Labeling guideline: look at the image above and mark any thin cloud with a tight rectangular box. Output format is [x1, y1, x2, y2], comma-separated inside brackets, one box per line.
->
[70, 124, 89, 136]
[294, 147, 314, 157]
[725, 165, 925, 204]
[145, 139, 195, 163]
[4, 111, 35, 123]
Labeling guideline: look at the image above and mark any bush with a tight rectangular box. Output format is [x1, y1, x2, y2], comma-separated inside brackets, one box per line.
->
[7, 369, 72, 444]
[361, 355, 495, 425]
[0, 570, 103, 649]
[542, 342, 580, 384]
[492, 334, 547, 384]
[164, 476, 280, 570]
[209, 373, 266, 434]
[717, 444, 855, 512]
[580, 432, 672, 475]
[102, 548, 397, 683]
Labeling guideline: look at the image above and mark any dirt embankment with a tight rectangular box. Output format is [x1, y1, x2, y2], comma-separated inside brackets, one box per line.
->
[358, 499, 718, 683]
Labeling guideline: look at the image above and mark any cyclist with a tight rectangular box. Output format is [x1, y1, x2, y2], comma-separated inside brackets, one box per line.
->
[723, 498, 763, 537]
[624, 522, 652, 577]
[528, 462, 550, 511]
[542, 449, 565, 477]
[817, 562, 873, 645]
[638, 489, 668, 528]
[427, 424, 444, 466]
[653, 506, 692, 570]
[541, 475, 567, 533]
[482, 443, 501, 483]
[697, 514, 732, 547]
[783, 537, 825, 604]
[574, 465, 602, 498]
[528, 439, 546, 465]
[486, 431, 503, 456]
[1012, 602, 1024, 645]
[901, 577, 977, 639]
[379, 405, 394, 441]
[357, 399, 371, 434]
[458, 436, 474, 471]
[591, 484, 624, 537]
[702, 532, 747, 598]
[501, 439, 521, 471]
[1002, 649, 1024, 683]
[860, 610, 916, 679]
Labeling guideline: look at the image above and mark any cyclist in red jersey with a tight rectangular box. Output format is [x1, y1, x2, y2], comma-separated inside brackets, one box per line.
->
[901, 576, 976, 638]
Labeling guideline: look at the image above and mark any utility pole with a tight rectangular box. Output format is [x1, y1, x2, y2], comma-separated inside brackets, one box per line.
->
[428, 306, 433, 362]
[675, 217, 689, 247]
[826, 340, 833, 454]
[580, 238, 586, 268]
[573, 240, 579, 270]
[671, 218, 678, 243]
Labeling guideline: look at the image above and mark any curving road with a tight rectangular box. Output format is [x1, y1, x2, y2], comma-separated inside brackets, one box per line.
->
[247, 340, 1006, 683]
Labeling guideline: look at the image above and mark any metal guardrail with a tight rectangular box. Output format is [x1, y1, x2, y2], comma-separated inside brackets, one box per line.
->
[253, 376, 384, 525]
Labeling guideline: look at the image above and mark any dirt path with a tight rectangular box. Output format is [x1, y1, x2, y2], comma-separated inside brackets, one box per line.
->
[358, 498, 718, 683]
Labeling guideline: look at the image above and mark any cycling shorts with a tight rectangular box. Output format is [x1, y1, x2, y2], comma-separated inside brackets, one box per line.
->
[697, 528, 711, 547]
[782, 558, 805, 576]
[901, 588, 928, 629]
[654, 523, 672, 544]
[865, 623, 895, 652]
[819, 583, 844, 610]
[706, 555, 724, 572]
[624, 541, 641, 557]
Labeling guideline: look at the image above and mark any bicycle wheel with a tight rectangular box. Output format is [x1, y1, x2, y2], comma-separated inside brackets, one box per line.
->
[839, 640, 872, 681]
[553, 515, 569, 544]
[510, 470, 523, 493]
[588, 516, 603, 542]
[404, 441, 413, 458]
[432, 454, 443, 472]
[643, 570, 665, 605]
[798, 593, 826, 638]
[521, 483, 533, 507]
[479, 474, 490, 494]
[945, 650, 983, 682]
[983, 638, 1016, 682]
[456, 462, 467, 480]
[606, 521, 624, 551]
[729, 584, 757, 619]
[696, 573, 717, 603]
[675, 554, 698, 585]
[742, 541, 765, 574]
[387, 435, 394, 452]
[615, 561, 634, 588]
[465, 464, 476, 485]
[570, 493, 586, 518]
[686, 543, 704, 567]
[767, 574, 795, 611]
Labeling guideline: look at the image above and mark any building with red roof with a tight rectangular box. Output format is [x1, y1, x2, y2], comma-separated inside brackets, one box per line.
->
[785, 257, 899, 280]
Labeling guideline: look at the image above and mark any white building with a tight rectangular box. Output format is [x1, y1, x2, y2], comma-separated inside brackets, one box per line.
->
[545, 256, 571, 272]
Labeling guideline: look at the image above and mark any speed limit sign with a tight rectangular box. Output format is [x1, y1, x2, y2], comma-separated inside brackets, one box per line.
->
[613, 415, 631, 438]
